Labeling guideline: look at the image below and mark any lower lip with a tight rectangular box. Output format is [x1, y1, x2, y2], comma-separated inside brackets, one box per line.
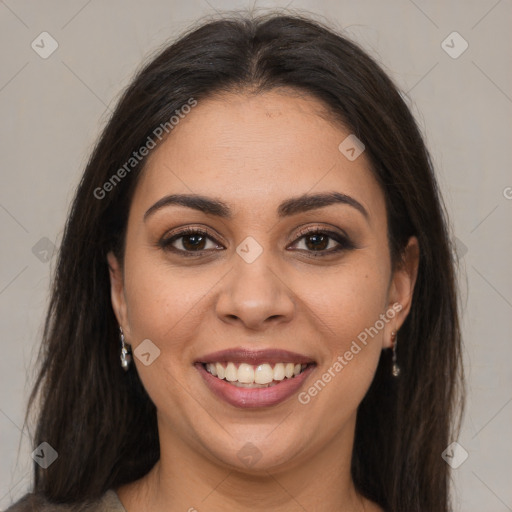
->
[195, 363, 316, 408]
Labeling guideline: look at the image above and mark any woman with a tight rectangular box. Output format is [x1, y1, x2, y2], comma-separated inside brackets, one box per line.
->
[7, 12, 464, 512]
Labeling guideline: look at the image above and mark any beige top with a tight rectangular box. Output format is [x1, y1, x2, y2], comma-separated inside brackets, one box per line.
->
[5, 489, 126, 512]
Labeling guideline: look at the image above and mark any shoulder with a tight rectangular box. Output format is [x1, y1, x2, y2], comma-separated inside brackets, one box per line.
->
[5, 489, 126, 512]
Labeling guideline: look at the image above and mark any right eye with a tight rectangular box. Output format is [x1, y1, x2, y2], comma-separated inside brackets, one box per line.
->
[158, 227, 224, 257]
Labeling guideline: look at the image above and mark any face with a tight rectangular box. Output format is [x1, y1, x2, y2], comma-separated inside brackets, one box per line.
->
[108, 89, 418, 474]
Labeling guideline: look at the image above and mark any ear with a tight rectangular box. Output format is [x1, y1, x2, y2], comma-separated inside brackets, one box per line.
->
[107, 251, 131, 338]
[383, 236, 420, 349]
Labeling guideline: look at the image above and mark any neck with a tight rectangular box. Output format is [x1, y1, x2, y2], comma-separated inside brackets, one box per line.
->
[117, 413, 378, 512]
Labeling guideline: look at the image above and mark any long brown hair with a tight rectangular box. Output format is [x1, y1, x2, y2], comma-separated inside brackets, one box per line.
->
[21, 12, 464, 511]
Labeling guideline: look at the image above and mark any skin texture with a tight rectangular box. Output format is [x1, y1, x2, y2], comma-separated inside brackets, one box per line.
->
[107, 89, 419, 512]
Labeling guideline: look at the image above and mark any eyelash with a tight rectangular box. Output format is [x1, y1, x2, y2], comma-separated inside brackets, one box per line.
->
[158, 226, 355, 258]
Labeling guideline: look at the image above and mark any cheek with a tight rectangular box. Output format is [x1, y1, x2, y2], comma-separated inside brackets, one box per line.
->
[123, 256, 211, 348]
[294, 263, 389, 411]
[121, 255, 212, 424]
[299, 262, 390, 345]
[123, 245, 390, 356]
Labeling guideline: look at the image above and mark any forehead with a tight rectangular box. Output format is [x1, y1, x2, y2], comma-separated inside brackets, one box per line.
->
[131, 89, 386, 225]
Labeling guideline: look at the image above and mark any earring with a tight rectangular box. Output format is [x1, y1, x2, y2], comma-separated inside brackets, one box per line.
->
[391, 330, 400, 377]
[119, 326, 132, 371]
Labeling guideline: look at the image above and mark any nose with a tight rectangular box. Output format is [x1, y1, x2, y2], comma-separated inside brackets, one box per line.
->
[215, 253, 295, 332]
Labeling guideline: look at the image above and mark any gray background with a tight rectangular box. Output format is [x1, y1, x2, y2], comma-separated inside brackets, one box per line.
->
[1, 0, 511, 510]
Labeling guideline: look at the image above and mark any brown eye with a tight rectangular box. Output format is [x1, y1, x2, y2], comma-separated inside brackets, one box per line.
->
[302, 233, 331, 251]
[159, 228, 223, 256]
[290, 228, 355, 255]
[180, 233, 207, 251]
[159, 226, 354, 258]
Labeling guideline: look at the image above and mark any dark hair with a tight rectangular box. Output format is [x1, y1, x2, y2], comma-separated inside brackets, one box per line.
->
[21, 12, 464, 512]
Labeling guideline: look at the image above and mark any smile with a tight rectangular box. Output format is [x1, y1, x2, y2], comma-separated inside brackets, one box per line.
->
[203, 362, 310, 387]
[195, 347, 316, 408]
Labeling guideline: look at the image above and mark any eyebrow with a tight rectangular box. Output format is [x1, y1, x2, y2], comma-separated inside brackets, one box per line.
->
[143, 191, 369, 222]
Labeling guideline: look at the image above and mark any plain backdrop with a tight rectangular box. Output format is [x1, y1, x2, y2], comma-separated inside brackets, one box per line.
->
[1, 1, 511, 510]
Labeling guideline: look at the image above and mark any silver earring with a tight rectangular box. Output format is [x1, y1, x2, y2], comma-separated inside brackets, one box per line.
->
[391, 330, 400, 377]
[119, 326, 132, 371]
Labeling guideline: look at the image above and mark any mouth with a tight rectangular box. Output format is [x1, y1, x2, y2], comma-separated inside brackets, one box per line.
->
[194, 348, 316, 408]
[200, 361, 312, 388]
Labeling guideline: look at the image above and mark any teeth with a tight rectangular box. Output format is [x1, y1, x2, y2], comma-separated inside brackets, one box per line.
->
[238, 363, 255, 383]
[273, 363, 285, 381]
[255, 363, 273, 384]
[206, 363, 217, 376]
[204, 361, 309, 384]
[225, 362, 238, 382]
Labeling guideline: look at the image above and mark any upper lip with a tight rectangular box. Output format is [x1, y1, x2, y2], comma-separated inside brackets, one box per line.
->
[195, 347, 316, 366]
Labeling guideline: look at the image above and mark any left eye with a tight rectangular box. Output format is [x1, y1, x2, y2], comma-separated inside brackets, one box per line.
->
[291, 230, 344, 252]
